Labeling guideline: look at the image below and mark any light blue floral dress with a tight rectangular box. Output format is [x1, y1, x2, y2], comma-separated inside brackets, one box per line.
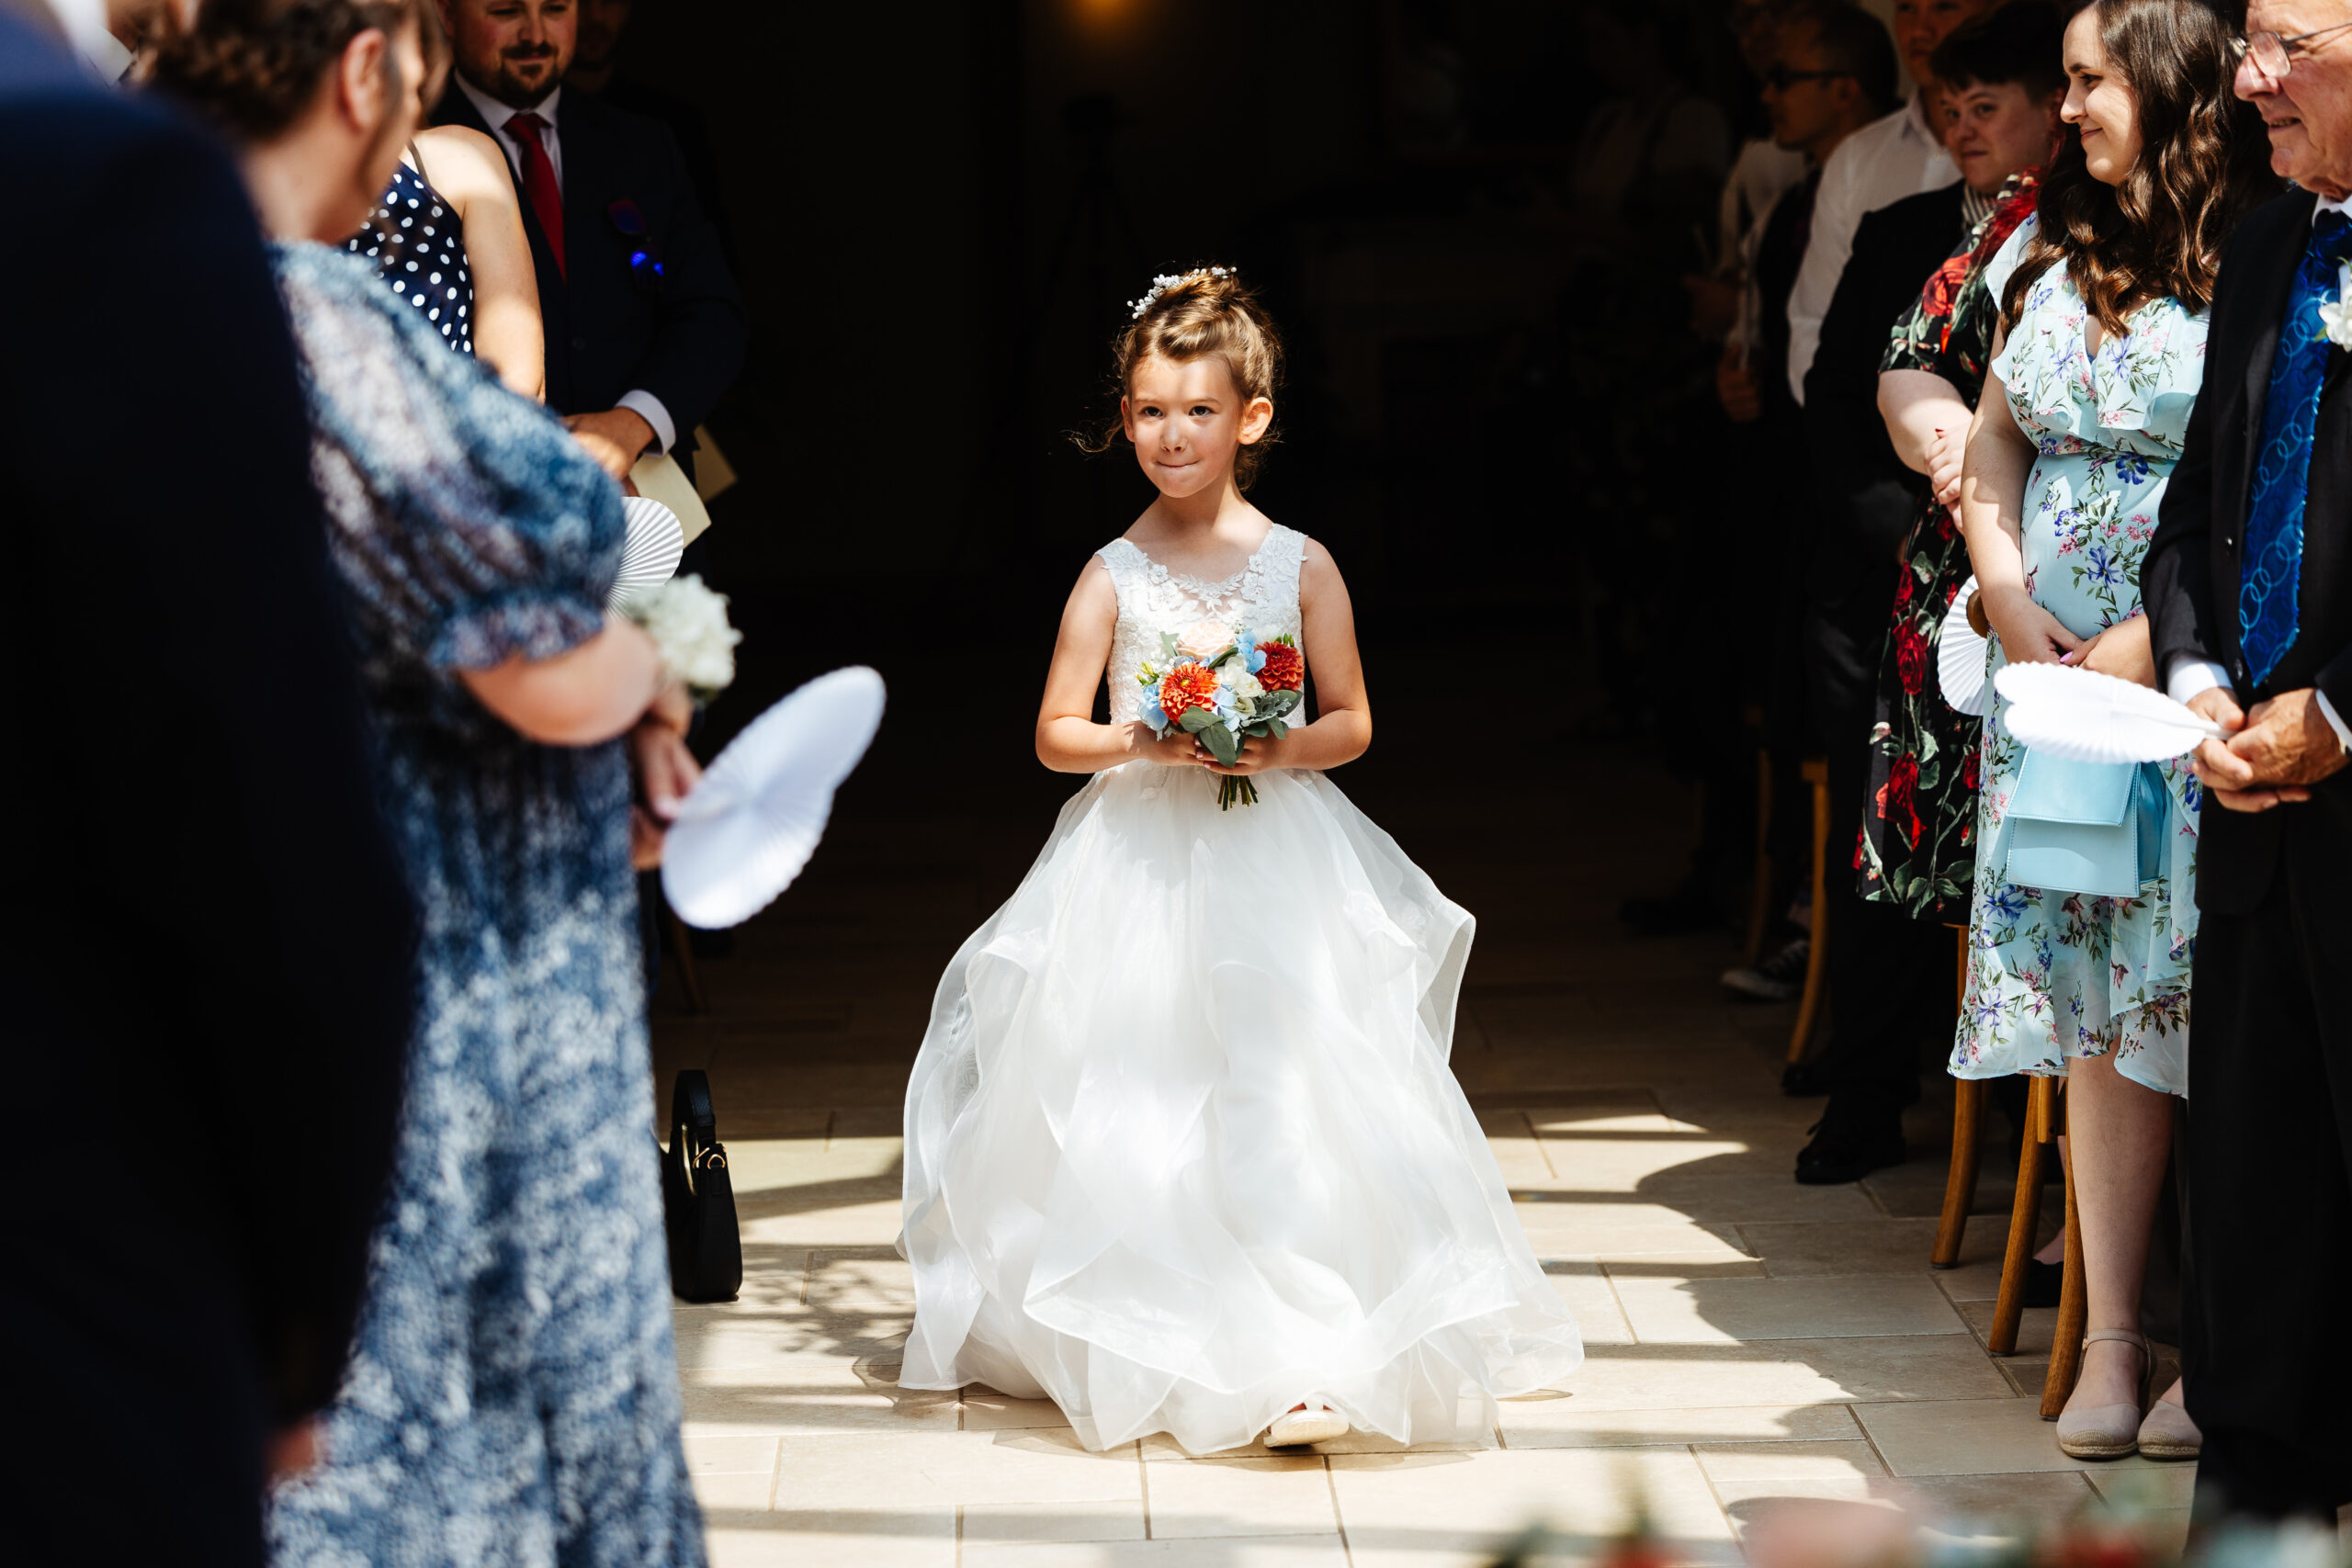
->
[1949, 217, 2200, 1098]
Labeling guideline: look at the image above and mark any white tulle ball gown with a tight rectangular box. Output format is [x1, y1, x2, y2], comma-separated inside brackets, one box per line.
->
[898, 525, 1582, 1454]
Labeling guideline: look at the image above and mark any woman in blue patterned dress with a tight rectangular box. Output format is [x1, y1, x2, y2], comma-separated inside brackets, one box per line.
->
[1952, 0, 2271, 1462]
[157, 4, 707, 1562]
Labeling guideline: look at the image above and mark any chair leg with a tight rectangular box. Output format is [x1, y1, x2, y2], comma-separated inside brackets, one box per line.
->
[1743, 748, 1775, 967]
[2042, 1109, 2087, 1417]
[663, 902, 710, 1016]
[1785, 759, 1831, 1066]
[1932, 1078, 1985, 1269]
[1989, 1075, 2056, 1355]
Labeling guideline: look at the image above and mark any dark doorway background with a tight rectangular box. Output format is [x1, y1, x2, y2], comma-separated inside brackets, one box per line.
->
[622, 0, 1764, 922]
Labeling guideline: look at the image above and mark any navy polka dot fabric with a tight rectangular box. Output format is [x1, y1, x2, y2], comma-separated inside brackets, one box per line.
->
[347, 162, 474, 356]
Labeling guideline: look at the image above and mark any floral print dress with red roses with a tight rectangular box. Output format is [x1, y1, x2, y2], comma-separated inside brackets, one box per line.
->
[1858, 175, 2037, 921]
[1949, 214, 2200, 1098]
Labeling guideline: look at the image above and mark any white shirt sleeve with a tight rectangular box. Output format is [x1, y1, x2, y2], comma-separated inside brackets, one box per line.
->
[615, 389, 678, 457]
[2319, 692, 2352, 751]
[2165, 658, 2234, 705]
[1784, 138, 1865, 407]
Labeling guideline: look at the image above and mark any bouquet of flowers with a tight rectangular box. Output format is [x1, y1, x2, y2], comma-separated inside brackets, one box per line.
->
[1136, 621, 1305, 808]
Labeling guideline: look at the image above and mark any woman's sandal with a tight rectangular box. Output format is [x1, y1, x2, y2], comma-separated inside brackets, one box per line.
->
[2055, 1328, 2152, 1460]
[2136, 1393, 2201, 1461]
[1266, 1401, 1350, 1447]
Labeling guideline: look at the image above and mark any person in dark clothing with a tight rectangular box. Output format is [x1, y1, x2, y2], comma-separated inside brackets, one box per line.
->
[0, 4, 418, 1562]
[432, 0, 746, 484]
[564, 0, 736, 266]
[1790, 179, 1976, 1181]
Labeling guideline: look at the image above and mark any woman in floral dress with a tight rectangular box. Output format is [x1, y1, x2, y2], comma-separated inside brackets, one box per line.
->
[1859, 7, 2063, 922]
[1951, 0, 2272, 1461]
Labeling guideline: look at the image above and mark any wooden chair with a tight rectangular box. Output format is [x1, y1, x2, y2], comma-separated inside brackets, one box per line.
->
[2041, 1139, 2088, 1416]
[1932, 927, 1979, 1269]
[1989, 1076, 2062, 1355]
[1783, 758, 1833, 1067]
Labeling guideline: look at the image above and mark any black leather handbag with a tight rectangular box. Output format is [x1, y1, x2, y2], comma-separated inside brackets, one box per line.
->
[662, 1069, 742, 1303]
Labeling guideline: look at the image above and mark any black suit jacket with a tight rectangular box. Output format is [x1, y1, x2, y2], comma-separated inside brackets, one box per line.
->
[435, 83, 747, 468]
[1799, 183, 1969, 716]
[0, 14, 415, 1562]
[1804, 184, 1969, 626]
[2143, 188, 2352, 911]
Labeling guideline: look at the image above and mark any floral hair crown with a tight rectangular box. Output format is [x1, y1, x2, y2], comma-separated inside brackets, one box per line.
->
[1128, 265, 1235, 321]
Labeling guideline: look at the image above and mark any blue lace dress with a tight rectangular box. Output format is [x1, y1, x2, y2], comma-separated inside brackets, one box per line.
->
[263, 243, 703, 1568]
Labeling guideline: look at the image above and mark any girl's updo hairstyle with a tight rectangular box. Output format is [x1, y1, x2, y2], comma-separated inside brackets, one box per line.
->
[1088, 265, 1284, 490]
[153, 0, 449, 143]
[2000, 0, 2276, 335]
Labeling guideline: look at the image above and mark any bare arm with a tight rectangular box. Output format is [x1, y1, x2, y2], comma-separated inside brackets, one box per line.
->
[1878, 368, 1971, 477]
[1034, 559, 1196, 774]
[458, 613, 671, 745]
[1960, 330, 2081, 667]
[413, 126, 544, 400]
[1203, 539, 1373, 778]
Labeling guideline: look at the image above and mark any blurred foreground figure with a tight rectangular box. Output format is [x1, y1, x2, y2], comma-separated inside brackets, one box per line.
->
[0, 1, 418, 1563]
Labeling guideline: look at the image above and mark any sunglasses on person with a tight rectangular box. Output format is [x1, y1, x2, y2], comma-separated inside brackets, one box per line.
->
[1761, 65, 1851, 90]
[2233, 19, 2352, 80]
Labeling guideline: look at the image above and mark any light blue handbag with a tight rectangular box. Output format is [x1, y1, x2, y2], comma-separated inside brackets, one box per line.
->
[1992, 751, 2169, 899]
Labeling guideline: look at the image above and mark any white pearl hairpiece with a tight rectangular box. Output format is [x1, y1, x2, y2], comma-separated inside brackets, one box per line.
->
[1128, 265, 1234, 321]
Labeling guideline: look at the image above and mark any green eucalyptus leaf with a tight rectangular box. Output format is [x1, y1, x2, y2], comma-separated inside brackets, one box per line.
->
[1178, 707, 1216, 734]
[1202, 723, 1239, 766]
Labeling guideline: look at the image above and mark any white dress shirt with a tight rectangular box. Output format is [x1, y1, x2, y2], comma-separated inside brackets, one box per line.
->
[40, 0, 130, 80]
[453, 74, 675, 455]
[2164, 192, 2352, 749]
[1784, 94, 1958, 405]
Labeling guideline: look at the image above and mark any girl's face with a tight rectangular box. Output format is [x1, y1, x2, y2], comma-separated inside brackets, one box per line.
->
[2061, 7, 2141, 186]
[1121, 354, 1272, 501]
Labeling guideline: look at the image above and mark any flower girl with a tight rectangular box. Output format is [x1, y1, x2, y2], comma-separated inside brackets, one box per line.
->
[898, 268, 1581, 1454]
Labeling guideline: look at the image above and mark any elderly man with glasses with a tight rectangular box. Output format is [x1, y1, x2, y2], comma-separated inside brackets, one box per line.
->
[2144, 0, 2352, 1525]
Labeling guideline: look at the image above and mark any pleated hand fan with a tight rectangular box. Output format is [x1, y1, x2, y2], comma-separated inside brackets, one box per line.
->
[609, 496, 686, 612]
[1939, 576, 1989, 716]
[661, 667, 887, 929]
[1992, 660, 2225, 764]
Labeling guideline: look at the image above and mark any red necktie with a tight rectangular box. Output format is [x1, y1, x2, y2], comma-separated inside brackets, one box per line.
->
[506, 111, 565, 277]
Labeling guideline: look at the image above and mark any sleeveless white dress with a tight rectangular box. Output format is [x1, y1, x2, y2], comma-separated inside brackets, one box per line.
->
[898, 525, 1583, 1455]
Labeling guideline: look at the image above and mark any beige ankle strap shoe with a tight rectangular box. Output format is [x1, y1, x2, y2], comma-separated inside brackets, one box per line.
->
[2055, 1329, 2149, 1461]
[2137, 1395, 2201, 1461]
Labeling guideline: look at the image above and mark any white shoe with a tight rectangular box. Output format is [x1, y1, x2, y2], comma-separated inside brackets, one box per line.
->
[1266, 1401, 1350, 1446]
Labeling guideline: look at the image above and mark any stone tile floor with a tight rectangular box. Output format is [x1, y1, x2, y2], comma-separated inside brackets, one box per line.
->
[650, 739, 2184, 1566]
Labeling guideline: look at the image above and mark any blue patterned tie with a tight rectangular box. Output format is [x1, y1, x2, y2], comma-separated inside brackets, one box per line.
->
[2242, 209, 2352, 684]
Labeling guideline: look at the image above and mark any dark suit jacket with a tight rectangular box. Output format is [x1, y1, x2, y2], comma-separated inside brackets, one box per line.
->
[1800, 182, 1969, 715]
[2143, 188, 2352, 912]
[435, 82, 747, 470]
[0, 14, 416, 1562]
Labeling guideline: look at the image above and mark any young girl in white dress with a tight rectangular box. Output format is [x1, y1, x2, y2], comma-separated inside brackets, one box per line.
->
[898, 268, 1582, 1455]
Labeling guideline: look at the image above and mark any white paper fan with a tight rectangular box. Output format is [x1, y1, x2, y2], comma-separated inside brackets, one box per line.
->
[1992, 660, 2224, 764]
[661, 667, 887, 929]
[609, 496, 686, 611]
[1939, 576, 1989, 716]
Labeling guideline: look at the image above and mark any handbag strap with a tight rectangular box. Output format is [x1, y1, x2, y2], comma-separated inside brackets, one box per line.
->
[671, 1068, 718, 1145]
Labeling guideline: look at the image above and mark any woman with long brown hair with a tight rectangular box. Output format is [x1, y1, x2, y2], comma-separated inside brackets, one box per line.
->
[1951, 0, 2274, 1462]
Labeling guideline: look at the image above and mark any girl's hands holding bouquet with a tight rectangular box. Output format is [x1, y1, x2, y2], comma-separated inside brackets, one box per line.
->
[1194, 729, 1285, 775]
[1135, 626, 1306, 807]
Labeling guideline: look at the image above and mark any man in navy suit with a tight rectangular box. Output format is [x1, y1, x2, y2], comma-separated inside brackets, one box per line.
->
[2143, 0, 2352, 1521]
[0, 0, 416, 1559]
[432, 0, 745, 484]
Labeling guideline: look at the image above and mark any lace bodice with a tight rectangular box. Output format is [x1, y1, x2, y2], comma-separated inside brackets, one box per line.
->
[1097, 525, 1308, 723]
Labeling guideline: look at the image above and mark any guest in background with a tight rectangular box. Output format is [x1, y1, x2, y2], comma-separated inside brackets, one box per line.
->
[4, 0, 418, 1562]
[1688, 0, 1811, 347]
[1786, 0, 1990, 406]
[349, 121, 546, 395]
[1860, 3, 2061, 926]
[1717, 0, 1901, 1000]
[1953, 0, 2271, 1462]
[432, 0, 745, 484]
[2146, 0, 2352, 1517]
[1791, 14, 1996, 1176]
[155, 0, 707, 1558]
[562, 0, 736, 265]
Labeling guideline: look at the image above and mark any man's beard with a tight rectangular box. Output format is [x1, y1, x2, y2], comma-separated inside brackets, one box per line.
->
[474, 50, 564, 107]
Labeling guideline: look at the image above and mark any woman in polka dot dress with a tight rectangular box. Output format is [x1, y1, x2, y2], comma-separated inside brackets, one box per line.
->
[349, 124, 543, 398]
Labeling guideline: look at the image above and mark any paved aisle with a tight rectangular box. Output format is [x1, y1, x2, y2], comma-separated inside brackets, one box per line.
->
[652, 734, 2188, 1566]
